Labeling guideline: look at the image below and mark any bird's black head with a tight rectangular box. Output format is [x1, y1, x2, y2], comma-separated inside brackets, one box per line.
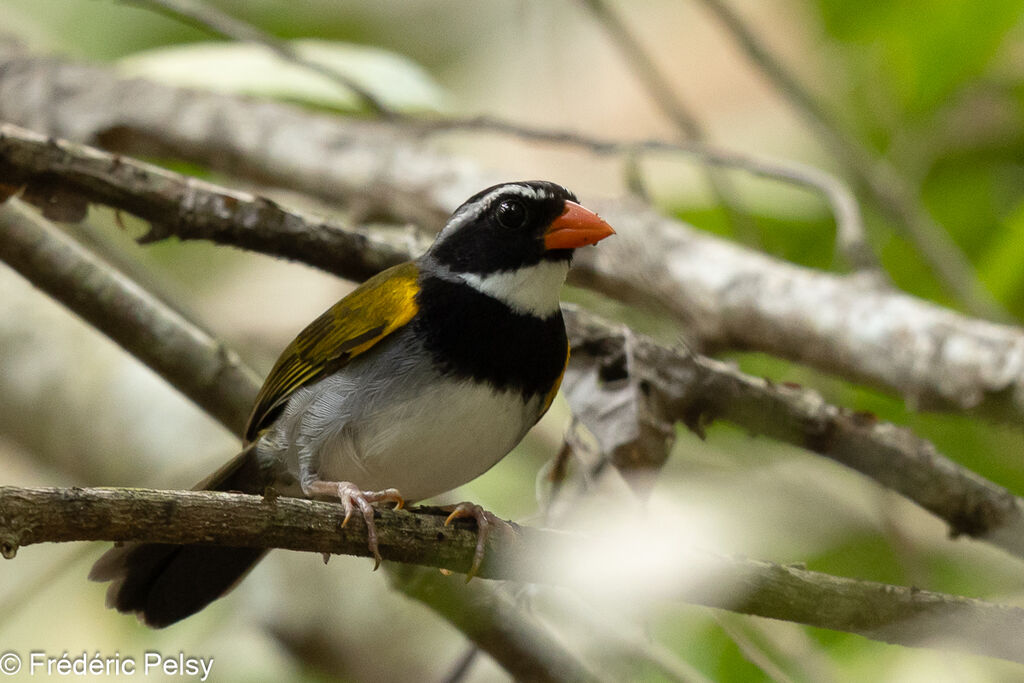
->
[428, 181, 614, 275]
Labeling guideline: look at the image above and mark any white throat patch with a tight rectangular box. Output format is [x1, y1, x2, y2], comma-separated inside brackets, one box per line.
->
[458, 260, 569, 317]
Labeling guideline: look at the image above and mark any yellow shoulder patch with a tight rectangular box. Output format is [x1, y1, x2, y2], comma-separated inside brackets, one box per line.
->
[244, 261, 420, 443]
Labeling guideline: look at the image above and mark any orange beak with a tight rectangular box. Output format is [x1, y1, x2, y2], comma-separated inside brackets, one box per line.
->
[543, 201, 616, 250]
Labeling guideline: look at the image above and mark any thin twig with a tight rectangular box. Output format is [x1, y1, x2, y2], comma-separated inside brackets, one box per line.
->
[411, 115, 869, 270]
[439, 646, 480, 683]
[576, 0, 759, 244]
[714, 615, 796, 683]
[577, 0, 700, 135]
[693, 0, 1007, 319]
[125, 0, 395, 117]
[695, 0, 862, 164]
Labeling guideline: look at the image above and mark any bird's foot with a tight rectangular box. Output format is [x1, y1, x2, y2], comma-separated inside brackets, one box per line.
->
[443, 502, 512, 581]
[306, 480, 404, 569]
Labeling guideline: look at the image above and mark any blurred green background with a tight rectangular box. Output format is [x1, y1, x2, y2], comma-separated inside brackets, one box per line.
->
[2, 0, 1024, 681]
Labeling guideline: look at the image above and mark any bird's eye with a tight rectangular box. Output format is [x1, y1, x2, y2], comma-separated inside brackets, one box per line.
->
[495, 199, 527, 229]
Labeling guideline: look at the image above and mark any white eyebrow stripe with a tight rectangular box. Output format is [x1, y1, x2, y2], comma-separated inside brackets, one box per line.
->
[444, 184, 553, 235]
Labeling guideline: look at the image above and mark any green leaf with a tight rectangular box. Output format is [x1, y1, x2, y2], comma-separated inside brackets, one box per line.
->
[977, 199, 1024, 308]
[812, 0, 1024, 118]
[117, 39, 448, 113]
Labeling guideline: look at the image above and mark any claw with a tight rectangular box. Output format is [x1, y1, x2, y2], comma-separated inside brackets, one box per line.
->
[306, 480, 405, 570]
[340, 498, 355, 528]
[443, 502, 508, 581]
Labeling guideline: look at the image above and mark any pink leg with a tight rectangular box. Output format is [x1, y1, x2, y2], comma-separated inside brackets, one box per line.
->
[443, 502, 513, 580]
[306, 480, 404, 569]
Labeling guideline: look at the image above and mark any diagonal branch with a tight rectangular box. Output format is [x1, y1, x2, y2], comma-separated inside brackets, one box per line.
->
[6, 59, 1020, 424]
[563, 308, 1024, 559]
[575, 0, 761, 250]
[570, 204, 1024, 423]
[577, 0, 705, 139]
[1, 119, 1021, 429]
[0, 122, 422, 281]
[386, 565, 608, 683]
[4, 485, 1024, 665]
[0, 197, 258, 433]
[4, 145, 1024, 564]
[692, 0, 1007, 320]
[6, 127, 1024, 561]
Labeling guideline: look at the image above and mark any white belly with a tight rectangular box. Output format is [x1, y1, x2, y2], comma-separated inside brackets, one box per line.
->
[261, 368, 541, 503]
[321, 377, 537, 501]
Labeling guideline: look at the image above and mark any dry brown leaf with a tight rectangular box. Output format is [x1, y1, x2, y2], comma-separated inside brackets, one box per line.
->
[562, 326, 675, 497]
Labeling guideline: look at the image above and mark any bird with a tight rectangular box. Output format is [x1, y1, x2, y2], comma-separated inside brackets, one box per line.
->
[89, 180, 615, 627]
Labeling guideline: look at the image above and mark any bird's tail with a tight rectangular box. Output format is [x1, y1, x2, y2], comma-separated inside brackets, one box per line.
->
[89, 444, 268, 628]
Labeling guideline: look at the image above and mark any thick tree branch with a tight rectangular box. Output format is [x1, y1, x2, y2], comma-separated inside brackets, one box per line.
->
[0, 122, 422, 281]
[572, 202, 1024, 423]
[564, 308, 1024, 559]
[4, 128, 1024, 562]
[2, 54, 1021, 424]
[0, 198, 258, 433]
[0, 486, 551, 578]
[4, 485, 1024, 665]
